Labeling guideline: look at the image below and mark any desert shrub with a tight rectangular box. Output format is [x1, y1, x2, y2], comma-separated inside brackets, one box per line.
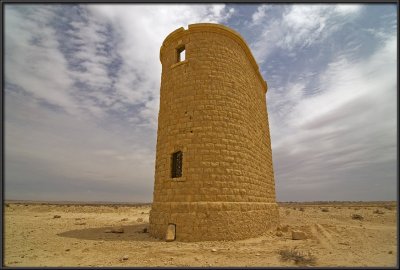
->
[383, 205, 393, 210]
[278, 249, 316, 266]
[285, 210, 290, 215]
[321, 208, 329, 212]
[299, 207, 305, 212]
[354, 208, 360, 210]
[352, 214, 364, 220]
[373, 209, 384, 214]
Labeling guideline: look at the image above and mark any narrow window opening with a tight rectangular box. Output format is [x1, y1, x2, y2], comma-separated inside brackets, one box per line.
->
[171, 151, 183, 178]
[177, 46, 185, 62]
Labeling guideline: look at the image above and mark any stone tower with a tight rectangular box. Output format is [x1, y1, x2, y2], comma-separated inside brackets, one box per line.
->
[149, 23, 279, 241]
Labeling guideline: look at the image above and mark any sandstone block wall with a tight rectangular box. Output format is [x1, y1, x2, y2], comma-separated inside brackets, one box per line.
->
[149, 23, 279, 241]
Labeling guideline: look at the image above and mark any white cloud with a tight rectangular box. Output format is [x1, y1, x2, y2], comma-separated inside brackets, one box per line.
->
[251, 4, 363, 63]
[269, 32, 397, 201]
[334, 4, 363, 15]
[251, 5, 270, 25]
[291, 34, 396, 129]
[4, 6, 77, 115]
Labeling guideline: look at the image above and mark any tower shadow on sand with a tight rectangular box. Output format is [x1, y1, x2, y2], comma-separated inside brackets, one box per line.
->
[57, 223, 161, 242]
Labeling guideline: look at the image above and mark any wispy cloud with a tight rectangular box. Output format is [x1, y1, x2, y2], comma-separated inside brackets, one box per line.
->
[250, 4, 363, 63]
[267, 18, 396, 201]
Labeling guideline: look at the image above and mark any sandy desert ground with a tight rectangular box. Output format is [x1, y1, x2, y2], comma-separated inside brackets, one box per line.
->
[3, 201, 398, 267]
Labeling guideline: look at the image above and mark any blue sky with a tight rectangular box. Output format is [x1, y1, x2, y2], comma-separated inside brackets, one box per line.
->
[4, 4, 397, 202]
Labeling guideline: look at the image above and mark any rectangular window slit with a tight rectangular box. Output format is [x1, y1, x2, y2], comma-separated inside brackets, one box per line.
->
[177, 46, 185, 62]
[171, 151, 183, 178]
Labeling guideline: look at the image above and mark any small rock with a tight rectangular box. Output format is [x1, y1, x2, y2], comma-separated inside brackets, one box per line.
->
[121, 218, 128, 221]
[255, 253, 261, 256]
[281, 225, 289, 232]
[388, 251, 393, 254]
[53, 215, 61, 219]
[105, 227, 124, 233]
[373, 209, 384, 215]
[112, 227, 124, 233]
[291, 230, 307, 240]
[136, 218, 144, 223]
[141, 212, 145, 214]
[275, 231, 283, 237]
[121, 255, 129, 261]
[211, 249, 217, 252]
[352, 214, 364, 220]
[65, 249, 70, 252]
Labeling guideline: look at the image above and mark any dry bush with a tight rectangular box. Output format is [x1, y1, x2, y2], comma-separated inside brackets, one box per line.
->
[384, 205, 393, 210]
[285, 210, 290, 215]
[299, 207, 305, 212]
[373, 209, 384, 214]
[321, 208, 329, 212]
[278, 249, 317, 266]
[352, 214, 364, 220]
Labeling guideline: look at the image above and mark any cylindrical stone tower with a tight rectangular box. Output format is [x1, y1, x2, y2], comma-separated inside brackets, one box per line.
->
[149, 23, 279, 241]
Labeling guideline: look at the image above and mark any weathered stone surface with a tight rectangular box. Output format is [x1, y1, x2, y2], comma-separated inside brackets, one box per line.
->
[291, 230, 307, 240]
[166, 224, 176, 242]
[149, 23, 279, 242]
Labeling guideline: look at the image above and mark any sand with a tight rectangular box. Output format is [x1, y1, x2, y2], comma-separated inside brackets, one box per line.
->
[3, 201, 397, 267]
